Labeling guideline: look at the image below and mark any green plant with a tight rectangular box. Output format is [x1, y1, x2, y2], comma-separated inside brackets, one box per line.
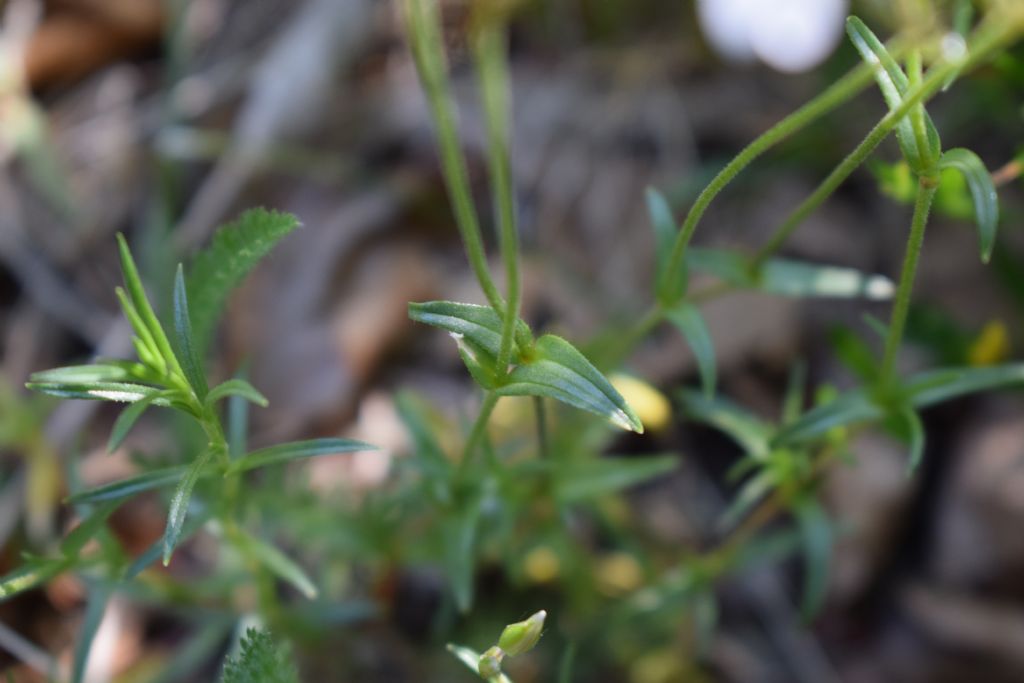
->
[219, 629, 300, 683]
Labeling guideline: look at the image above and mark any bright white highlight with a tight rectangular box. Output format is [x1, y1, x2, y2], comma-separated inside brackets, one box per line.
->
[697, 0, 849, 73]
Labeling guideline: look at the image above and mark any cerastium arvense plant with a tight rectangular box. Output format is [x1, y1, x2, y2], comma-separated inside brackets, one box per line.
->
[3, 0, 1024, 680]
[401, 0, 1024, 677]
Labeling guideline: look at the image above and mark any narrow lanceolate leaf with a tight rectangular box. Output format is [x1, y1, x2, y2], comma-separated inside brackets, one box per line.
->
[28, 364, 139, 385]
[794, 496, 832, 621]
[60, 501, 120, 557]
[666, 303, 716, 398]
[845, 16, 941, 173]
[0, 558, 69, 601]
[408, 300, 528, 359]
[773, 390, 881, 447]
[940, 148, 999, 262]
[907, 363, 1024, 408]
[205, 379, 269, 409]
[444, 503, 482, 613]
[72, 585, 111, 683]
[720, 471, 774, 530]
[186, 209, 300, 356]
[124, 509, 212, 580]
[227, 438, 377, 475]
[163, 450, 213, 565]
[108, 391, 172, 453]
[555, 454, 678, 503]
[646, 187, 687, 302]
[496, 334, 643, 433]
[116, 234, 182, 377]
[900, 408, 925, 474]
[67, 466, 191, 505]
[173, 265, 208, 399]
[236, 530, 318, 599]
[679, 390, 772, 459]
[27, 380, 165, 404]
[685, 249, 894, 300]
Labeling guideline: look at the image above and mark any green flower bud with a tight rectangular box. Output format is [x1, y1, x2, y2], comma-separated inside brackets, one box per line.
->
[478, 646, 504, 678]
[497, 610, 546, 657]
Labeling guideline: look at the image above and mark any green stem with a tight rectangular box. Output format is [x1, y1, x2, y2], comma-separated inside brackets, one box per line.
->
[532, 397, 548, 459]
[659, 62, 877, 296]
[881, 181, 937, 383]
[460, 392, 499, 473]
[403, 0, 505, 311]
[473, 21, 522, 374]
[754, 14, 1020, 265]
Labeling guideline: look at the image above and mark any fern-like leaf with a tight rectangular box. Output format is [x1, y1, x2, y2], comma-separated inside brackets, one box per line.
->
[186, 209, 300, 356]
[220, 629, 300, 683]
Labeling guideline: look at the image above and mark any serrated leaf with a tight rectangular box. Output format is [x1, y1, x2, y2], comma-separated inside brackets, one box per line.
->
[72, 584, 111, 683]
[646, 187, 687, 302]
[496, 334, 643, 432]
[205, 379, 269, 409]
[679, 390, 772, 459]
[227, 438, 377, 475]
[666, 303, 716, 398]
[940, 148, 999, 262]
[163, 450, 213, 565]
[685, 249, 894, 300]
[219, 629, 300, 683]
[408, 300, 528, 359]
[187, 209, 300, 357]
[0, 558, 69, 601]
[235, 530, 318, 599]
[555, 454, 678, 503]
[794, 496, 832, 621]
[173, 265, 208, 399]
[846, 16, 941, 173]
[108, 391, 172, 453]
[67, 466, 191, 505]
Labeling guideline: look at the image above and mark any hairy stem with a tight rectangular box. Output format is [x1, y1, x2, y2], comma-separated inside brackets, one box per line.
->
[881, 181, 937, 383]
[403, 0, 505, 311]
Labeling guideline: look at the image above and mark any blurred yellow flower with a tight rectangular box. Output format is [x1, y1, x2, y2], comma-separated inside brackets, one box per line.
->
[610, 374, 671, 432]
[967, 320, 1011, 366]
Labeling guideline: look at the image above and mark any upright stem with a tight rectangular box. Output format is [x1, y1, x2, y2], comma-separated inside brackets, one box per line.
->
[473, 21, 522, 374]
[532, 397, 548, 459]
[459, 392, 500, 475]
[881, 181, 937, 383]
[659, 62, 877, 295]
[754, 14, 1020, 265]
[403, 0, 506, 312]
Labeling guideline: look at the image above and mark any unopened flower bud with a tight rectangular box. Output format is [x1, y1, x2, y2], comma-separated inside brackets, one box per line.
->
[497, 610, 546, 657]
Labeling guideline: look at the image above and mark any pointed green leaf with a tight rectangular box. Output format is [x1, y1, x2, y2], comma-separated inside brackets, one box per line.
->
[899, 407, 925, 474]
[408, 300, 528, 359]
[940, 148, 999, 262]
[679, 390, 772, 459]
[774, 389, 881, 446]
[205, 379, 269, 409]
[0, 558, 69, 601]
[123, 509, 212, 580]
[163, 450, 213, 565]
[60, 501, 120, 557]
[828, 327, 880, 383]
[685, 249, 894, 299]
[646, 187, 687, 302]
[666, 303, 716, 398]
[227, 438, 377, 475]
[720, 471, 774, 529]
[116, 234, 182, 378]
[187, 209, 300, 357]
[444, 503, 481, 612]
[907, 363, 1024, 407]
[235, 530, 318, 599]
[496, 334, 643, 432]
[782, 362, 807, 424]
[794, 496, 832, 621]
[29, 364, 138, 385]
[845, 17, 941, 173]
[173, 265, 208, 399]
[108, 391, 171, 453]
[71, 585, 111, 683]
[27, 380, 162, 404]
[555, 454, 678, 503]
[67, 466, 191, 505]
